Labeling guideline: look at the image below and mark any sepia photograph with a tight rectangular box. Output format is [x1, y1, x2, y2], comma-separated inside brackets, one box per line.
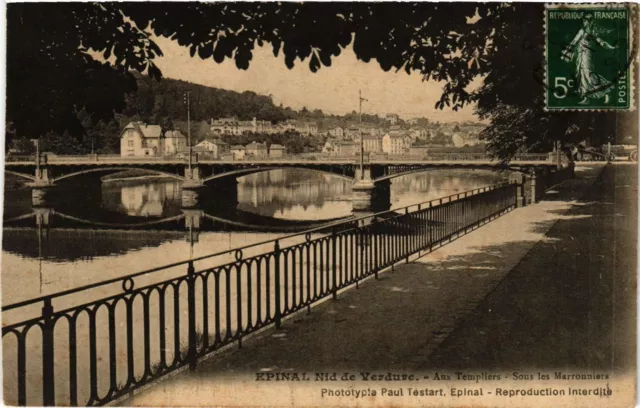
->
[1, 2, 638, 407]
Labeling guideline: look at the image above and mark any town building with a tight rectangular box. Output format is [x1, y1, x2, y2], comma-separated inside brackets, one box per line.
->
[210, 117, 318, 136]
[344, 127, 360, 139]
[296, 120, 318, 136]
[163, 130, 187, 155]
[230, 145, 246, 160]
[120, 122, 163, 157]
[210, 117, 243, 135]
[269, 144, 287, 158]
[382, 133, 407, 155]
[409, 144, 430, 157]
[385, 113, 400, 125]
[245, 141, 268, 158]
[335, 141, 358, 156]
[362, 134, 382, 153]
[328, 126, 344, 138]
[194, 138, 230, 158]
[322, 139, 337, 154]
[359, 123, 381, 136]
[410, 127, 428, 140]
[452, 132, 483, 148]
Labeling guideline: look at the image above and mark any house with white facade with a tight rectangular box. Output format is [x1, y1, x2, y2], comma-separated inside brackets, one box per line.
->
[452, 132, 483, 148]
[194, 138, 230, 158]
[163, 130, 187, 155]
[230, 145, 246, 160]
[362, 134, 382, 153]
[245, 141, 268, 158]
[328, 126, 344, 138]
[269, 144, 287, 158]
[385, 113, 400, 125]
[344, 127, 360, 139]
[120, 122, 164, 157]
[410, 127, 428, 140]
[335, 141, 358, 156]
[382, 132, 409, 155]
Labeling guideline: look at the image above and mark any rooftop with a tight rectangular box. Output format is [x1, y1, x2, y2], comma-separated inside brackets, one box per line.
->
[202, 138, 228, 145]
[123, 122, 163, 139]
[164, 130, 186, 139]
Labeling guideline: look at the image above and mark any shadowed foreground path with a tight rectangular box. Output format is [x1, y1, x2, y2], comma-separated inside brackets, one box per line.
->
[427, 163, 637, 372]
[122, 163, 636, 407]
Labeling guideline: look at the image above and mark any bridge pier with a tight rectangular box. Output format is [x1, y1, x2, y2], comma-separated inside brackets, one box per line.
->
[181, 179, 239, 210]
[27, 166, 55, 188]
[34, 207, 54, 227]
[182, 208, 203, 244]
[352, 178, 391, 213]
[183, 165, 204, 189]
[31, 187, 55, 207]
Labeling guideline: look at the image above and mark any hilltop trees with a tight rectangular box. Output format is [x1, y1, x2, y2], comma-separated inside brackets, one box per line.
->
[118, 73, 295, 129]
[7, 3, 630, 159]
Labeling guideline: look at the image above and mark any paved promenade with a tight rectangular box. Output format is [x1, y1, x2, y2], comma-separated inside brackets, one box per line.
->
[123, 163, 637, 407]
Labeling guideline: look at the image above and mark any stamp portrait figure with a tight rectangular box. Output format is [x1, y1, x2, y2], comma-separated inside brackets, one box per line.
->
[561, 14, 616, 105]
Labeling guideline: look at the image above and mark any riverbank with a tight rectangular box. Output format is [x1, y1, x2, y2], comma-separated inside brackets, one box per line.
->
[121, 163, 635, 407]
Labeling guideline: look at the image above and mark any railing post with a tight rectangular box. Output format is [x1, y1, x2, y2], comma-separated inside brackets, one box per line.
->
[187, 261, 197, 370]
[530, 169, 538, 204]
[331, 229, 338, 299]
[274, 240, 282, 329]
[428, 202, 433, 249]
[516, 174, 525, 208]
[42, 298, 55, 406]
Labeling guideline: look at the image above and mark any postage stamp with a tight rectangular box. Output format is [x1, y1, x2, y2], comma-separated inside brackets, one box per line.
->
[545, 4, 634, 110]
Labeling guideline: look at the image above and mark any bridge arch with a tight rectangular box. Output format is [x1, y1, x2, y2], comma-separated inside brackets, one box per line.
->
[5, 170, 36, 181]
[53, 211, 187, 228]
[202, 166, 355, 184]
[53, 167, 186, 183]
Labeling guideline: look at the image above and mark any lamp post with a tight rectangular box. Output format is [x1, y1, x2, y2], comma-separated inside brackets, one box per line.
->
[184, 91, 192, 174]
[358, 90, 368, 180]
[30, 138, 40, 178]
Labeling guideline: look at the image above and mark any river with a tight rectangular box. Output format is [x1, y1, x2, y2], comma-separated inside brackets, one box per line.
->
[1, 168, 508, 406]
[2, 168, 508, 305]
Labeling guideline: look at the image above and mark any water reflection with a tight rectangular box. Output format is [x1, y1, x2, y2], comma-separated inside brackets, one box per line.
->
[238, 170, 353, 219]
[390, 169, 509, 208]
[2, 168, 507, 303]
[104, 180, 182, 217]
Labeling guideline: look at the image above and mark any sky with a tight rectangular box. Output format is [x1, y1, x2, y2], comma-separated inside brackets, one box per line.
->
[152, 36, 483, 123]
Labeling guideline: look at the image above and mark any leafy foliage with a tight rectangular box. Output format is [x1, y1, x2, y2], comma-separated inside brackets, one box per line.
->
[7, 2, 632, 160]
[7, 3, 162, 140]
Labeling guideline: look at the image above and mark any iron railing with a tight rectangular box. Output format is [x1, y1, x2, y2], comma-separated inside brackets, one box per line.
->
[5, 152, 553, 164]
[2, 182, 518, 406]
[374, 152, 551, 162]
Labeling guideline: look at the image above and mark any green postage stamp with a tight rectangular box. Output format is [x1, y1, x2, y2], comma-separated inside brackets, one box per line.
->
[545, 4, 634, 110]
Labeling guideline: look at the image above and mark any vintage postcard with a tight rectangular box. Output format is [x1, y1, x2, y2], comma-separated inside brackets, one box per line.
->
[1, 2, 638, 407]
